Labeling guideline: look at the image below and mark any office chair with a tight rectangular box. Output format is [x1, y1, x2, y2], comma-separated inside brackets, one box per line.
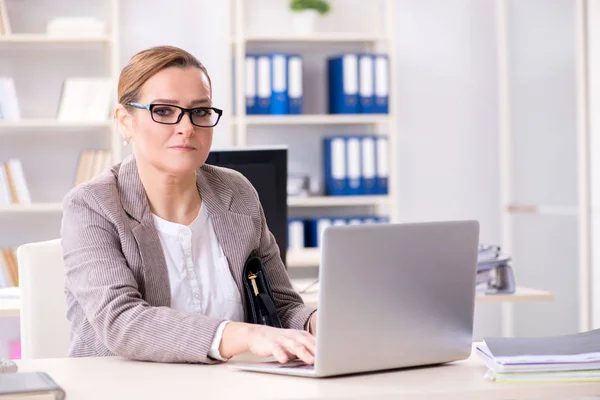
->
[17, 239, 70, 359]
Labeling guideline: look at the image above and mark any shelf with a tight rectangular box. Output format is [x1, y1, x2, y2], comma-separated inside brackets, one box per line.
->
[0, 34, 110, 44]
[0, 120, 112, 131]
[292, 281, 554, 308]
[287, 248, 320, 268]
[288, 195, 389, 207]
[0, 203, 63, 213]
[234, 114, 389, 125]
[237, 33, 388, 44]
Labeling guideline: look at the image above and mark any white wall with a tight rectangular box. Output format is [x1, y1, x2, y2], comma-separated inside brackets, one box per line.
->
[507, 0, 580, 337]
[394, 0, 502, 340]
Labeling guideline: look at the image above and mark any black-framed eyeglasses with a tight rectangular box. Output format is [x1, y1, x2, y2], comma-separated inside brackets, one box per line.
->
[127, 102, 223, 128]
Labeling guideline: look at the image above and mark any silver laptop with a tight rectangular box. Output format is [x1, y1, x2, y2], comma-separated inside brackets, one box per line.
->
[230, 220, 480, 378]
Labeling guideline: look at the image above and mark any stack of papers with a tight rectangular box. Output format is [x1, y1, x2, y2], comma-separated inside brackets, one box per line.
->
[476, 329, 600, 382]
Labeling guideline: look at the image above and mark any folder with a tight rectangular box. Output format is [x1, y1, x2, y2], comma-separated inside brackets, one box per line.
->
[270, 53, 288, 115]
[256, 54, 271, 114]
[305, 218, 331, 248]
[377, 216, 390, 224]
[375, 136, 389, 195]
[287, 54, 303, 114]
[373, 54, 389, 114]
[287, 219, 305, 250]
[358, 54, 375, 113]
[328, 54, 359, 114]
[245, 55, 257, 115]
[346, 136, 361, 196]
[347, 218, 362, 226]
[323, 137, 347, 196]
[360, 135, 377, 195]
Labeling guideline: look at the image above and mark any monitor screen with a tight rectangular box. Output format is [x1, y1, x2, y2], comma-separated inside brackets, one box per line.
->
[205, 146, 288, 266]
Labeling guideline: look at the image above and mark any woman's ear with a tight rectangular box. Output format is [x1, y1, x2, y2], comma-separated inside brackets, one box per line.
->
[115, 104, 133, 142]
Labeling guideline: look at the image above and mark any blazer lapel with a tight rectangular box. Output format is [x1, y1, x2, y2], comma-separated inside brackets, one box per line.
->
[196, 166, 256, 312]
[118, 156, 171, 307]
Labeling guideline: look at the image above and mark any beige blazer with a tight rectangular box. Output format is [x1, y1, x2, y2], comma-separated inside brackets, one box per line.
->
[60, 155, 315, 364]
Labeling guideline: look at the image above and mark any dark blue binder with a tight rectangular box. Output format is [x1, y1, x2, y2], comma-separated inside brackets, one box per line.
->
[327, 54, 359, 114]
[245, 54, 258, 115]
[373, 54, 389, 114]
[270, 53, 288, 115]
[358, 53, 375, 113]
[323, 136, 347, 196]
[287, 54, 303, 114]
[255, 54, 271, 114]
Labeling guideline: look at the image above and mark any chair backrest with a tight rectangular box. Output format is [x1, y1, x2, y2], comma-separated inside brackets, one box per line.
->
[18, 239, 70, 359]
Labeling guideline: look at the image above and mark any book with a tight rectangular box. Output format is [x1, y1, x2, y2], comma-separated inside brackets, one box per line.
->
[0, 372, 65, 399]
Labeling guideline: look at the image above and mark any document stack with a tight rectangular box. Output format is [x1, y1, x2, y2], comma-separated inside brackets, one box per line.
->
[477, 329, 600, 383]
[476, 244, 516, 295]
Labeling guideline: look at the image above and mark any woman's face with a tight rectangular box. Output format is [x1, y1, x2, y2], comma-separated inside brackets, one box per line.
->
[127, 66, 214, 176]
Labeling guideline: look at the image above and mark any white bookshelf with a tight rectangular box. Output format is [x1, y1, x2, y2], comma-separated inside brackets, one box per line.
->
[288, 195, 388, 207]
[0, 120, 112, 130]
[229, 0, 397, 268]
[237, 33, 387, 44]
[0, 203, 63, 213]
[0, 0, 120, 217]
[0, 34, 110, 43]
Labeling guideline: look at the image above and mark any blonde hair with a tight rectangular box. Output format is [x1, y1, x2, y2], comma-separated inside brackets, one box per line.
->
[118, 45, 211, 106]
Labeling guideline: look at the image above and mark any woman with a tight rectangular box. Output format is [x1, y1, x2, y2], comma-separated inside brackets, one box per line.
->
[60, 45, 317, 365]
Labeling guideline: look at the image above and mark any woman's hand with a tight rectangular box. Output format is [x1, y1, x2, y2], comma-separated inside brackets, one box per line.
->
[246, 324, 316, 364]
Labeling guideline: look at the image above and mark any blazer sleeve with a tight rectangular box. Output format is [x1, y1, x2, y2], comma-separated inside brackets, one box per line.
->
[61, 187, 224, 364]
[250, 188, 317, 330]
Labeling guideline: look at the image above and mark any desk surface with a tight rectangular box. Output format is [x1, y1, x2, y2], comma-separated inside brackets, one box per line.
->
[15, 345, 599, 400]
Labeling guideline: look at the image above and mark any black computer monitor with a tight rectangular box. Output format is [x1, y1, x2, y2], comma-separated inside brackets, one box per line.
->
[204, 146, 288, 266]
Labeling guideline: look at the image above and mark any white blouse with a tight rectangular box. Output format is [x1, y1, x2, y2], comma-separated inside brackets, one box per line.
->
[152, 204, 244, 360]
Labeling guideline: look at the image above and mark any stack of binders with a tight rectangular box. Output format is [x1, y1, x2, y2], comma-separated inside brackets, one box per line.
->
[327, 53, 389, 114]
[244, 53, 303, 115]
[288, 216, 390, 250]
[476, 244, 516, 295]
[323, 135, 388, 196]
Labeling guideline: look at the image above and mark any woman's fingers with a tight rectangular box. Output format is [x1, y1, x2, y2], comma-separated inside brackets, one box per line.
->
[277, 335, 315, 364]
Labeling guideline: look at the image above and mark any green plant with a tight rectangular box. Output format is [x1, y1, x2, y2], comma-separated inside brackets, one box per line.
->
[289, 0, 331, 15]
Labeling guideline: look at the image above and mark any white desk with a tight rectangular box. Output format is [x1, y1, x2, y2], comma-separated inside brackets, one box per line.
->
[14, 345, 600, 400]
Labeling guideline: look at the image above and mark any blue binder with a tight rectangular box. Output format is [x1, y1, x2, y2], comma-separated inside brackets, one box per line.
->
[304, 218, 329, 248]
[323, 136, 347, 196]
[270, 53, 288, 115]
[328, 54, 359, 114]
[375, 136, 389, 195]
[373, 54, 389, 114]
[358, 53, 375, 113]
[360, 135, 377, 195]
[287, 54, 303, 114]
[345, 136, 362, 195]
[255, 54, 272, 114]
[244, 54, 258, 115]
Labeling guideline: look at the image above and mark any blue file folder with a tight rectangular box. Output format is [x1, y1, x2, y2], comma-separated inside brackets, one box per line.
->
[287, 54, 303, 114]
[328, 54, 359, 114]
[270, 53, 288, 115]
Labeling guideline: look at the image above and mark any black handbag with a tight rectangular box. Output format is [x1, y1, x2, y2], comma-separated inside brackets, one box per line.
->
[242, 256, 282, 328]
